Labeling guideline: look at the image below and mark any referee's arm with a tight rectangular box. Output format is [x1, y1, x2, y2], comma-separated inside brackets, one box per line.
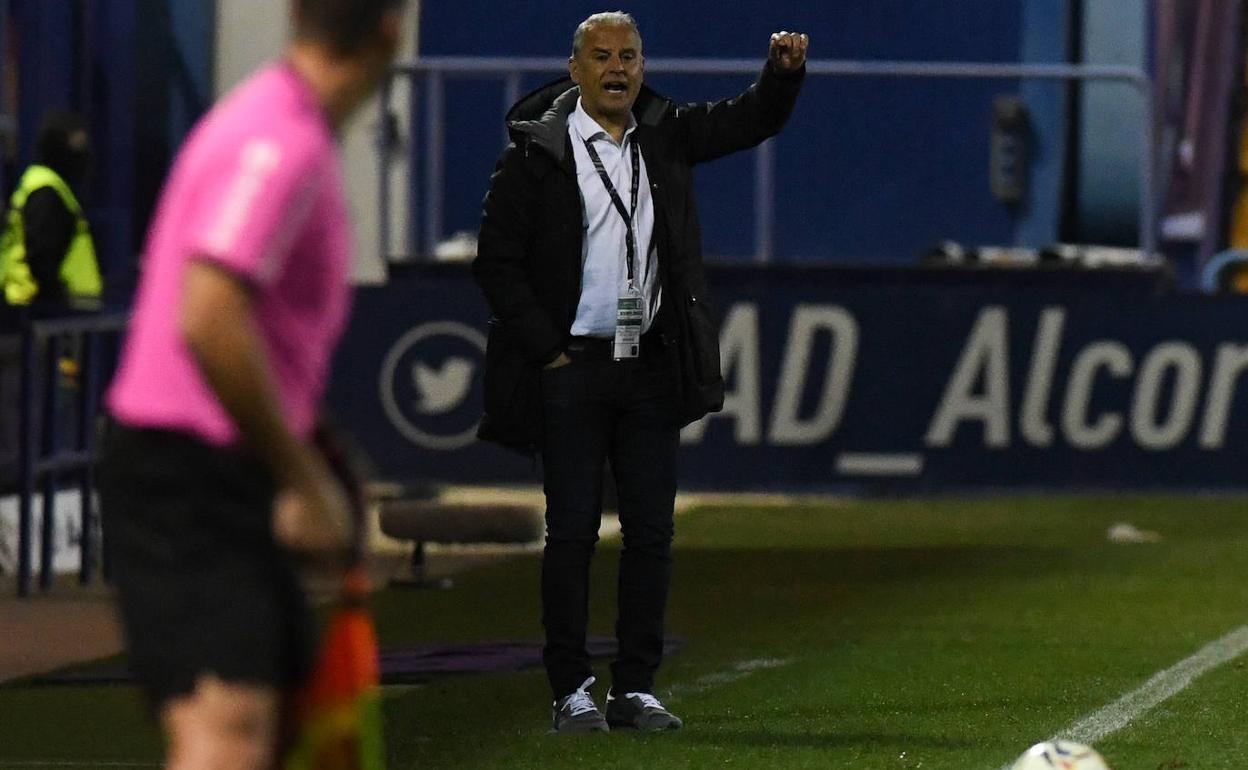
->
[180, 259, 351, 555]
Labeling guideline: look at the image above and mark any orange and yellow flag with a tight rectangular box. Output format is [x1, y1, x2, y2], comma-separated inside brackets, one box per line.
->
[286, 568, 384, 770]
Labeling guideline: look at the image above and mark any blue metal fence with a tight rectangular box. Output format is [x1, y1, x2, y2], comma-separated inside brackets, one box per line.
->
[14, 310, 125, 598]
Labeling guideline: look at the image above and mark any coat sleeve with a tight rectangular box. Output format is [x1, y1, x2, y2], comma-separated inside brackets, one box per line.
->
[472, 142, 566, 364]
[674, 61, 805, 166]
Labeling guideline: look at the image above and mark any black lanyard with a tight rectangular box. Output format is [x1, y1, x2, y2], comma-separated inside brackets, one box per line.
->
[583, 136, 640, 283]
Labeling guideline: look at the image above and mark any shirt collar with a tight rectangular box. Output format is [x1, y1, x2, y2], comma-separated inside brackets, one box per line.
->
[276, 59, 338, 140]
[571, 97, 637, 146]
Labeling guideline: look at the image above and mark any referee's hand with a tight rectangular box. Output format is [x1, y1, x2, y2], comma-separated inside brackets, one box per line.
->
[273, 460, 352, 557]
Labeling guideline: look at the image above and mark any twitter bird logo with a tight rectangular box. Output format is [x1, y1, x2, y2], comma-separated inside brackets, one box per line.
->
[381, 322, 487, 449]
[411, 358, 475, 415]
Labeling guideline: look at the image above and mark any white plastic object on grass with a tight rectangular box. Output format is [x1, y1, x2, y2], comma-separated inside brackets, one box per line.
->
[1106, 522, 1161, 543]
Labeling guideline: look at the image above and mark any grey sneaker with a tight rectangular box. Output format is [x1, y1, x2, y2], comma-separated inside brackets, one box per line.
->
[552, 676, 609, 734]
[605, 689, 683, 731]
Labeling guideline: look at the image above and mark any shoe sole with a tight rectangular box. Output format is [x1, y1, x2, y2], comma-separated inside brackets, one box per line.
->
[551, 724, 609, 734]
[606, 717, 681, 731]
[552, 715, 610, 734]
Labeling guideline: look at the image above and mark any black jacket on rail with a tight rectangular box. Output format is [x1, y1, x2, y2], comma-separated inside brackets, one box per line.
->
[472, 62, 805, 454]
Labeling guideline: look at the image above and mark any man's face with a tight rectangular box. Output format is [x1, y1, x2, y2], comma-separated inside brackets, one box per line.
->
[569, 23, 643, 122]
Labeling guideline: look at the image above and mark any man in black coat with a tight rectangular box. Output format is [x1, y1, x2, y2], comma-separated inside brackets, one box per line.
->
[472, 11, 806, 733]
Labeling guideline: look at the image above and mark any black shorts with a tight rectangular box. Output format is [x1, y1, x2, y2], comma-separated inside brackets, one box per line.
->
[98, 423, 316, 708]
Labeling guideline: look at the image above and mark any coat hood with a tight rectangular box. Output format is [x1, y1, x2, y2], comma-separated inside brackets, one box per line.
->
[504, 76, 672, 163]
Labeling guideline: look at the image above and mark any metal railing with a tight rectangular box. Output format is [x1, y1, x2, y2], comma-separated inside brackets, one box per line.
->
[379, 57, 1156, 263]
[14, 310, 126, 597]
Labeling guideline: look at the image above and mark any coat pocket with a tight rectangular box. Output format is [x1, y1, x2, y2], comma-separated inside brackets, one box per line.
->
[685, 292, 721, 383]
[476, 319, 542, 455]
[675, 290, 725, 425]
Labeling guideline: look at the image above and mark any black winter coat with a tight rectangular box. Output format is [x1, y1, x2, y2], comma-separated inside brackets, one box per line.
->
[472, 62, 804, 454]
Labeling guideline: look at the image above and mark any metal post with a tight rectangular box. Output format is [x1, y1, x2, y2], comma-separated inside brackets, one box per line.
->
[503, 73, 522, 148]
[77, 331, 97, 585]
[407, 73, 421, 260]
[378, 75, 393, 264]
[423, 71, 445, 259]
[17, 316, 35, 598]
[754, 139, 776, 263]
[1139, 83, 1158, 257]
[38, 332, 60, 591]
[100, 329, 117, 583]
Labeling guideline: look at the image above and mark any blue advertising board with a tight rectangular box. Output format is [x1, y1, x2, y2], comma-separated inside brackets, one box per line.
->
[327, 264, 1248, 491]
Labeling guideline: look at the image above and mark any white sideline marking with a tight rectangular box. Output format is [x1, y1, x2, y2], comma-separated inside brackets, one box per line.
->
[835, 452, 924, 477]
[665, 657, 793, 698]
[995, 624, 1248, 769]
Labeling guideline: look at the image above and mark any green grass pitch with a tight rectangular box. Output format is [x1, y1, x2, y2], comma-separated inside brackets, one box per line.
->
[2, 494, 1247, 769]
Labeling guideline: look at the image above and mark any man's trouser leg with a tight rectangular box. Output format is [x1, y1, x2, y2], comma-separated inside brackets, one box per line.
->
[608, 357, 678, 695]
[540, 358, 613, 699]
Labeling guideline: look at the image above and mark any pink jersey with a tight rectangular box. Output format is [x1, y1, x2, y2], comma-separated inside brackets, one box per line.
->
[108, 63, 353, 446]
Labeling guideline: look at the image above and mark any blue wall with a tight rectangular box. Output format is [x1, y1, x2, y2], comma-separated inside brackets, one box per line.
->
[7, 0, 214, 297]
[12, 0, 77, 171]
[131, 0, 214, 290]
[11, 0, 135, 292]
[417, 0, 1027, 264]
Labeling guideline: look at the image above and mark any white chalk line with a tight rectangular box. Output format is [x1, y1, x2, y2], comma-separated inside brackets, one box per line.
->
[664, 657, 795, 699]
[994, 624, 1248, 769]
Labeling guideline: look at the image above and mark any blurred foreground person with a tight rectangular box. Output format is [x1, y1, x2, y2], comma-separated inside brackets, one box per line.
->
[97, 2, 405, 769]
[473, 11, 807, 734]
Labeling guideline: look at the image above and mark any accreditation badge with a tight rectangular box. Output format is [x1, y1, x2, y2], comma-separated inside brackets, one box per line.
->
[613, 282, 643, 360]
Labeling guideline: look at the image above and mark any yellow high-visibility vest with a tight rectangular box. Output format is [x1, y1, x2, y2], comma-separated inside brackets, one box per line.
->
[0, 164, 102, 305]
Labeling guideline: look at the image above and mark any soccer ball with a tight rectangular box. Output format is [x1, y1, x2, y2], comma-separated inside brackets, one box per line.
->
[1010, 740, 1112, 770]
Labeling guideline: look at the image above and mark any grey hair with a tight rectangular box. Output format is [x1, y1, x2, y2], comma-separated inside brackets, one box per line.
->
[571, 11, 641, 57]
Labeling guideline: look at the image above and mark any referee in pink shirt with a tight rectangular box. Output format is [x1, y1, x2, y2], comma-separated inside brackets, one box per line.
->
[98, 2, 405, 769]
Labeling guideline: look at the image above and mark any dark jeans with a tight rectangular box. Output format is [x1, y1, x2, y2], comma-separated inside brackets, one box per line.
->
[539, 340, 679, 700]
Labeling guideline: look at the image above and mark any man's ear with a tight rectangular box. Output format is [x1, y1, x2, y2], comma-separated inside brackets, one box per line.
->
[568, 55, 581, 85]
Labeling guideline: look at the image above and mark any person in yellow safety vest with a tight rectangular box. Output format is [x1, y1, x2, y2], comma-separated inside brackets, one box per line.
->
[0, 112, 102, 307]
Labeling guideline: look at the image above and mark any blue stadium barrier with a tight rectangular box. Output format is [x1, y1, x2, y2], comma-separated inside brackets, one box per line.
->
[316, 261, 1248, 496]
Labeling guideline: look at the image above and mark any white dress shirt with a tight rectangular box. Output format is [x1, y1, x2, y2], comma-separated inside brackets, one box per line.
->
[567, 98, 661, 338]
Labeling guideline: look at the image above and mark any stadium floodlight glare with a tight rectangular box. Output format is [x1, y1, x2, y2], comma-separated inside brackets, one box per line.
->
[1010, 741, 1113, 770]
